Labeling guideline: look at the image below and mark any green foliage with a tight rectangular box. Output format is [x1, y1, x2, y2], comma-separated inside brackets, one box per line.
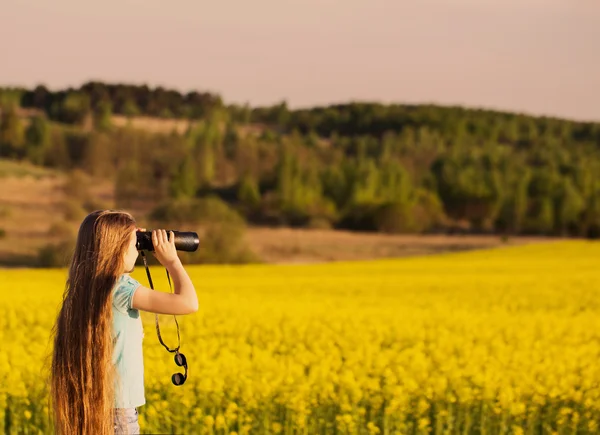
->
[43, 127, 71, 169]
[554, 177, 585, 235]
[82, 132, 115, 178]
[122, 99, 140, 117]
[496, 170, 530, 235]
[94, 100, 113, 131]
[169, 158, 197, 199]
[3, 82, 600, 238]
[25, 115, 50, 165]
[237, 174, 261, 212]
[13, 81, 223, 120]
[149, 196, 258, 264]
[274, 143, 331, 225]
[431, 146, 504, 229]
[187, 221, 261, 264]
[412, 188, 446, 232]
[322, 165, 350, 210]
[53, 92, 91, 125]
[115, 159, 143, 208]
[63, 130, 93, 167]
[150, 196, 245, 226]
[0, 89, 23, 109]
[0, 107, 25, 158]
[535, 197, 555, 235]
[223, 122, 239, 160]
[188, 120, 219, 187]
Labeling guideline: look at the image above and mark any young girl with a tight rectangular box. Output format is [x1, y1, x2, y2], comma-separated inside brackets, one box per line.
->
[49, 210, 198, 435]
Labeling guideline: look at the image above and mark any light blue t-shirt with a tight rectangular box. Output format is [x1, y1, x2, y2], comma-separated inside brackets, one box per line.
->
[112, 274, 145, 408]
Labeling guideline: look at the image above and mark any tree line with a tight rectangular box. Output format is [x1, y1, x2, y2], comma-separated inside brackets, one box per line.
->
[1, 81, 600, 238]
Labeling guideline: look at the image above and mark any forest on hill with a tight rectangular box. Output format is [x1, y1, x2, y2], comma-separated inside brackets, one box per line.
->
[1, 81, 600, 241]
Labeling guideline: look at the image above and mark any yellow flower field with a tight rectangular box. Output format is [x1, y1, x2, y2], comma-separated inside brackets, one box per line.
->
[1, 240, 599, 434]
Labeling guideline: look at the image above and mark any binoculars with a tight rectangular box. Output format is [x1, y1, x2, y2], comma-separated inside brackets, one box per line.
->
[136, 230, 199, 252]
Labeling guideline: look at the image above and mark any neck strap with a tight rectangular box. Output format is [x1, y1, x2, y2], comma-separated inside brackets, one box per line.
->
[140, 250, 181, 353]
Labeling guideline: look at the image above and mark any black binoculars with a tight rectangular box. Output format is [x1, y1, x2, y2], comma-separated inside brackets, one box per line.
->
[136, 230, 199, 252]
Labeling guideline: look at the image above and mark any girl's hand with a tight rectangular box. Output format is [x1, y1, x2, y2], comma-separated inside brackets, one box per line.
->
[152, 229, 180, 267]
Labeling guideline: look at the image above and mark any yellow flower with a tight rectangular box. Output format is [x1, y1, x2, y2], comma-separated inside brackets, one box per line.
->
[417, 418, 430, 431]
[367, 421, 380, 434]
[5, 241, 600, 433]
[203, 416, 214, 427]
[215, 414, 226, 429]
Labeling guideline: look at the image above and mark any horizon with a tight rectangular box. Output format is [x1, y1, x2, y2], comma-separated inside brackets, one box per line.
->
[3, 79, 599, 125]
[1, 0, 599, 122]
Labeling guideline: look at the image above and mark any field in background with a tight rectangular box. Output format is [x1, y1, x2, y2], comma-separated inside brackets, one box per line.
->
[245, 227, 557, 264]
[1, 241, 599, 433]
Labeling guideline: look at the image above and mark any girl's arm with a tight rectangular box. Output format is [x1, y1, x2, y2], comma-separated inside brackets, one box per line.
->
[131, 229, 199, 315]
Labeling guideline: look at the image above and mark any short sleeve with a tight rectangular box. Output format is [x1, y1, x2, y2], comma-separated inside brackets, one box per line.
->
[113, 275, 142, 313]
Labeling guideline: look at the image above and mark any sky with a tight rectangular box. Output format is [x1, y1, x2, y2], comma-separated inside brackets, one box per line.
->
[1, 0, 599, 121]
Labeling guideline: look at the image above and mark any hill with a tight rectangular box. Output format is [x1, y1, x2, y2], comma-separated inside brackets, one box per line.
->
[0, 160, 556, 267]
[0, 81, 598, 268]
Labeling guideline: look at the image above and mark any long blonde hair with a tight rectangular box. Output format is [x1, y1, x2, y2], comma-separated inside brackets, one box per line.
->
[48, 210, 136, 435]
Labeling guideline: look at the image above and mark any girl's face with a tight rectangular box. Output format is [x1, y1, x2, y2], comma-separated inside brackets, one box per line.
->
[122, 228, 139, 274]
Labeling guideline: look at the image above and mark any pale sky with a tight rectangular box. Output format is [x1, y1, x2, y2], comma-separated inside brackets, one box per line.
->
[1, 0, 599, 121]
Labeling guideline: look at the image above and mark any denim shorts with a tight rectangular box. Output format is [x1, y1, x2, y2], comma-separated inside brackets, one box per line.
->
[114, 407, 140, 434]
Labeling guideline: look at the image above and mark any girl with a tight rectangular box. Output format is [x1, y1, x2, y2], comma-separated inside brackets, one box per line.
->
[48, 210, 198, 434]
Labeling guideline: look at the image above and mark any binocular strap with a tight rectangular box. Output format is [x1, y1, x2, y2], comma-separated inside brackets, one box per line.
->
[140, 251, 182, 354]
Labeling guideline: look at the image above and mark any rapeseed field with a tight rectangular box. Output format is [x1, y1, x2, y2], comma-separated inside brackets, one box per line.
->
[0, 240, 598, 434]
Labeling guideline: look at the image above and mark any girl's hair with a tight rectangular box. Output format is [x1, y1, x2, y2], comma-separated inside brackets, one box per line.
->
[48, 210, 136, 435]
